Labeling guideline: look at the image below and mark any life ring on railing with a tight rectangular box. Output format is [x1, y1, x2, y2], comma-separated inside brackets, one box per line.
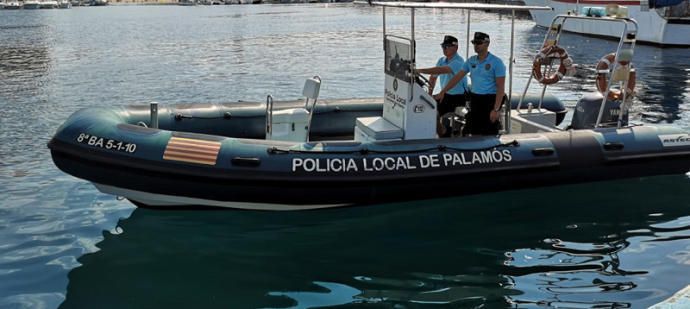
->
[595, 52, 636, 101]
[532, 45, 572, 85]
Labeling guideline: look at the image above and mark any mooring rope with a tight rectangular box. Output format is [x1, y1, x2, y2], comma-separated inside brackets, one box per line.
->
[267, 140, 519, 155]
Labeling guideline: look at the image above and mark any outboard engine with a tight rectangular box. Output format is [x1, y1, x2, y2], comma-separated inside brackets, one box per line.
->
[439, 107, 469, 137]
[571, 92, 628, 129]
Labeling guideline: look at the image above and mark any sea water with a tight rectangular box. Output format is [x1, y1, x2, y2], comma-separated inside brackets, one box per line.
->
[1, 4, 690, 308]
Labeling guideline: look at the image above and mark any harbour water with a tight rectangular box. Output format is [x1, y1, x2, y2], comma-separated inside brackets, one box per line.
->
[1, 4, 690, 308]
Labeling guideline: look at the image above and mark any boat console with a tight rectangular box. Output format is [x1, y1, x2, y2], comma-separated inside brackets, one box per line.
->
[355, 36, 437, 141]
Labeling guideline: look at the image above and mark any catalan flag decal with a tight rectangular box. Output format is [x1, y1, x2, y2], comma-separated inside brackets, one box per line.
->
[163, 137, 221, 165]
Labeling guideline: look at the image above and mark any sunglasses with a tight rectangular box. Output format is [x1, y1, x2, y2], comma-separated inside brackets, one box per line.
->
[471, 40, 487, 45]
[441, 44, 456, 49]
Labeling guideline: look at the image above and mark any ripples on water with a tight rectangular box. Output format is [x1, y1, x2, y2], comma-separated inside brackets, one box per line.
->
[0, 4, 689, 309]
[55, 178, 690, 308]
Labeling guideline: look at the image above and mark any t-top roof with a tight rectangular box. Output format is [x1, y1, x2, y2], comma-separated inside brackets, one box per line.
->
[356, 1, 552, 12]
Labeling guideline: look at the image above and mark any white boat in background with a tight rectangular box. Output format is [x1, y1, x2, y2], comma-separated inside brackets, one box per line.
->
[41, 0, 59, 8]
[58, 0, 72, 8]
[524, 0, 690, 46]
[4, 0, 22, 8]
[23, 0, 41, 9]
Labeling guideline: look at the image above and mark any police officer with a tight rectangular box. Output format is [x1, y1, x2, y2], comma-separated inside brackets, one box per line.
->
[415, 35, 468, 137]
[435, 32, 506, 136]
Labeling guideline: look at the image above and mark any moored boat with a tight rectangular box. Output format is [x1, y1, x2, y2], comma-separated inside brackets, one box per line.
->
[23, 0, 41, 9]
[5, 0, 23, 9]
[40, 0, 58, 8]
[58, 0, 71, 8]
[524, 0, 690, 46]
[49, 2, 690, 210]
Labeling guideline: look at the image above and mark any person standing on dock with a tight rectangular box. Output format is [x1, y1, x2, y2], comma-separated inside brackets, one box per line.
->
[415, 35, 468, 137]
[432, 32, 506, 136]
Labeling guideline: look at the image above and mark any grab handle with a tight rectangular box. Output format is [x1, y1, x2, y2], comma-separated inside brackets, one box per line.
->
[150, 101, 159, 129]
[419, 95, 436, 110]
[265, 95, 274, 137]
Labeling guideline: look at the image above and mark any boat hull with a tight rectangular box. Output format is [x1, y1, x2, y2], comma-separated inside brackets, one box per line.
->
[48, 99, 690, 210]
[49, 135, 690, 209]
[524, 0, 690, 46]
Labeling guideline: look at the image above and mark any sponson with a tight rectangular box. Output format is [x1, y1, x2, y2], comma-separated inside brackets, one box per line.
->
[48, 99, 690, 210]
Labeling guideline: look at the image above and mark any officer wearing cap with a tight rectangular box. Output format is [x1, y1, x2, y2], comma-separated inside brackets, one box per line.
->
[415, 35, 468, 137]
[434, 32, 506, 136]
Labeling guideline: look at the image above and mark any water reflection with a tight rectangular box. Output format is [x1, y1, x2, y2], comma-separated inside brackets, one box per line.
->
[636, 48, 690, 124]
[0, 45, 51, 98]
[0, 13, 52, 99]
[501, 177, 690, 308]
[60, 176, 690, 308]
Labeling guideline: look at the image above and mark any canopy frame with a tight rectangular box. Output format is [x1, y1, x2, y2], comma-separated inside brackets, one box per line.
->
[357, 1, 552, 133]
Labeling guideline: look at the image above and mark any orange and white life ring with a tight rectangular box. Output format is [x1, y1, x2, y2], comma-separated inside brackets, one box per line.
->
[596, 52, 636, 101]
[532, 45, 573, 85]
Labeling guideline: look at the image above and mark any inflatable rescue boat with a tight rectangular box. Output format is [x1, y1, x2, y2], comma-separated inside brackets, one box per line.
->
[49, 2, 690, 210]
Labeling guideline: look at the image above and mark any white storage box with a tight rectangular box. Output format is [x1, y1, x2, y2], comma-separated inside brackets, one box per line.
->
[267, 108, 310, 142]
[354, 116, 403, 142]
[510, 109, 558, 133]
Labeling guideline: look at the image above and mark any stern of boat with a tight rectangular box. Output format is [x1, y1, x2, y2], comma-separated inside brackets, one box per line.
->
[523, 0, 554, 27]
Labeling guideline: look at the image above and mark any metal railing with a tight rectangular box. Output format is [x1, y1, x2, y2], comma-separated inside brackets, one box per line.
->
[519, 15, 638, 129]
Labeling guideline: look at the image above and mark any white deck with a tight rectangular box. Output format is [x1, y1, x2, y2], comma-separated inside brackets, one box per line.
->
[650, 285, 690, 309]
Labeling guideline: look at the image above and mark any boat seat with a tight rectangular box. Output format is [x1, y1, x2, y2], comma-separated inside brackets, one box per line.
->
[354, 116, 403, 142]
[266, 76, 321, 142]
[268, 108, 310, 142]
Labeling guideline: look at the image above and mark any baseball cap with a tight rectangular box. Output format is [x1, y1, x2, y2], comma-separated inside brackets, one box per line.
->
[440, 35, 458, 47]
[471, 32, 490, 44]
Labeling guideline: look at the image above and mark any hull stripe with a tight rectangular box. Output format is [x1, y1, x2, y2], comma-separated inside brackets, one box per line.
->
[165, 145, 221, 155]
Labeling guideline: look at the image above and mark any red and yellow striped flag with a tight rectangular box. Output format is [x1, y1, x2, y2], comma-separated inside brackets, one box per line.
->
[163, 137, 221, 165]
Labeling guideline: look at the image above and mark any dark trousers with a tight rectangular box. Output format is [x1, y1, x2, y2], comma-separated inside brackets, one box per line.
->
[437, 93, 466, 137]
[438, 93, 466, 115]
[468, 92, 501, 136]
